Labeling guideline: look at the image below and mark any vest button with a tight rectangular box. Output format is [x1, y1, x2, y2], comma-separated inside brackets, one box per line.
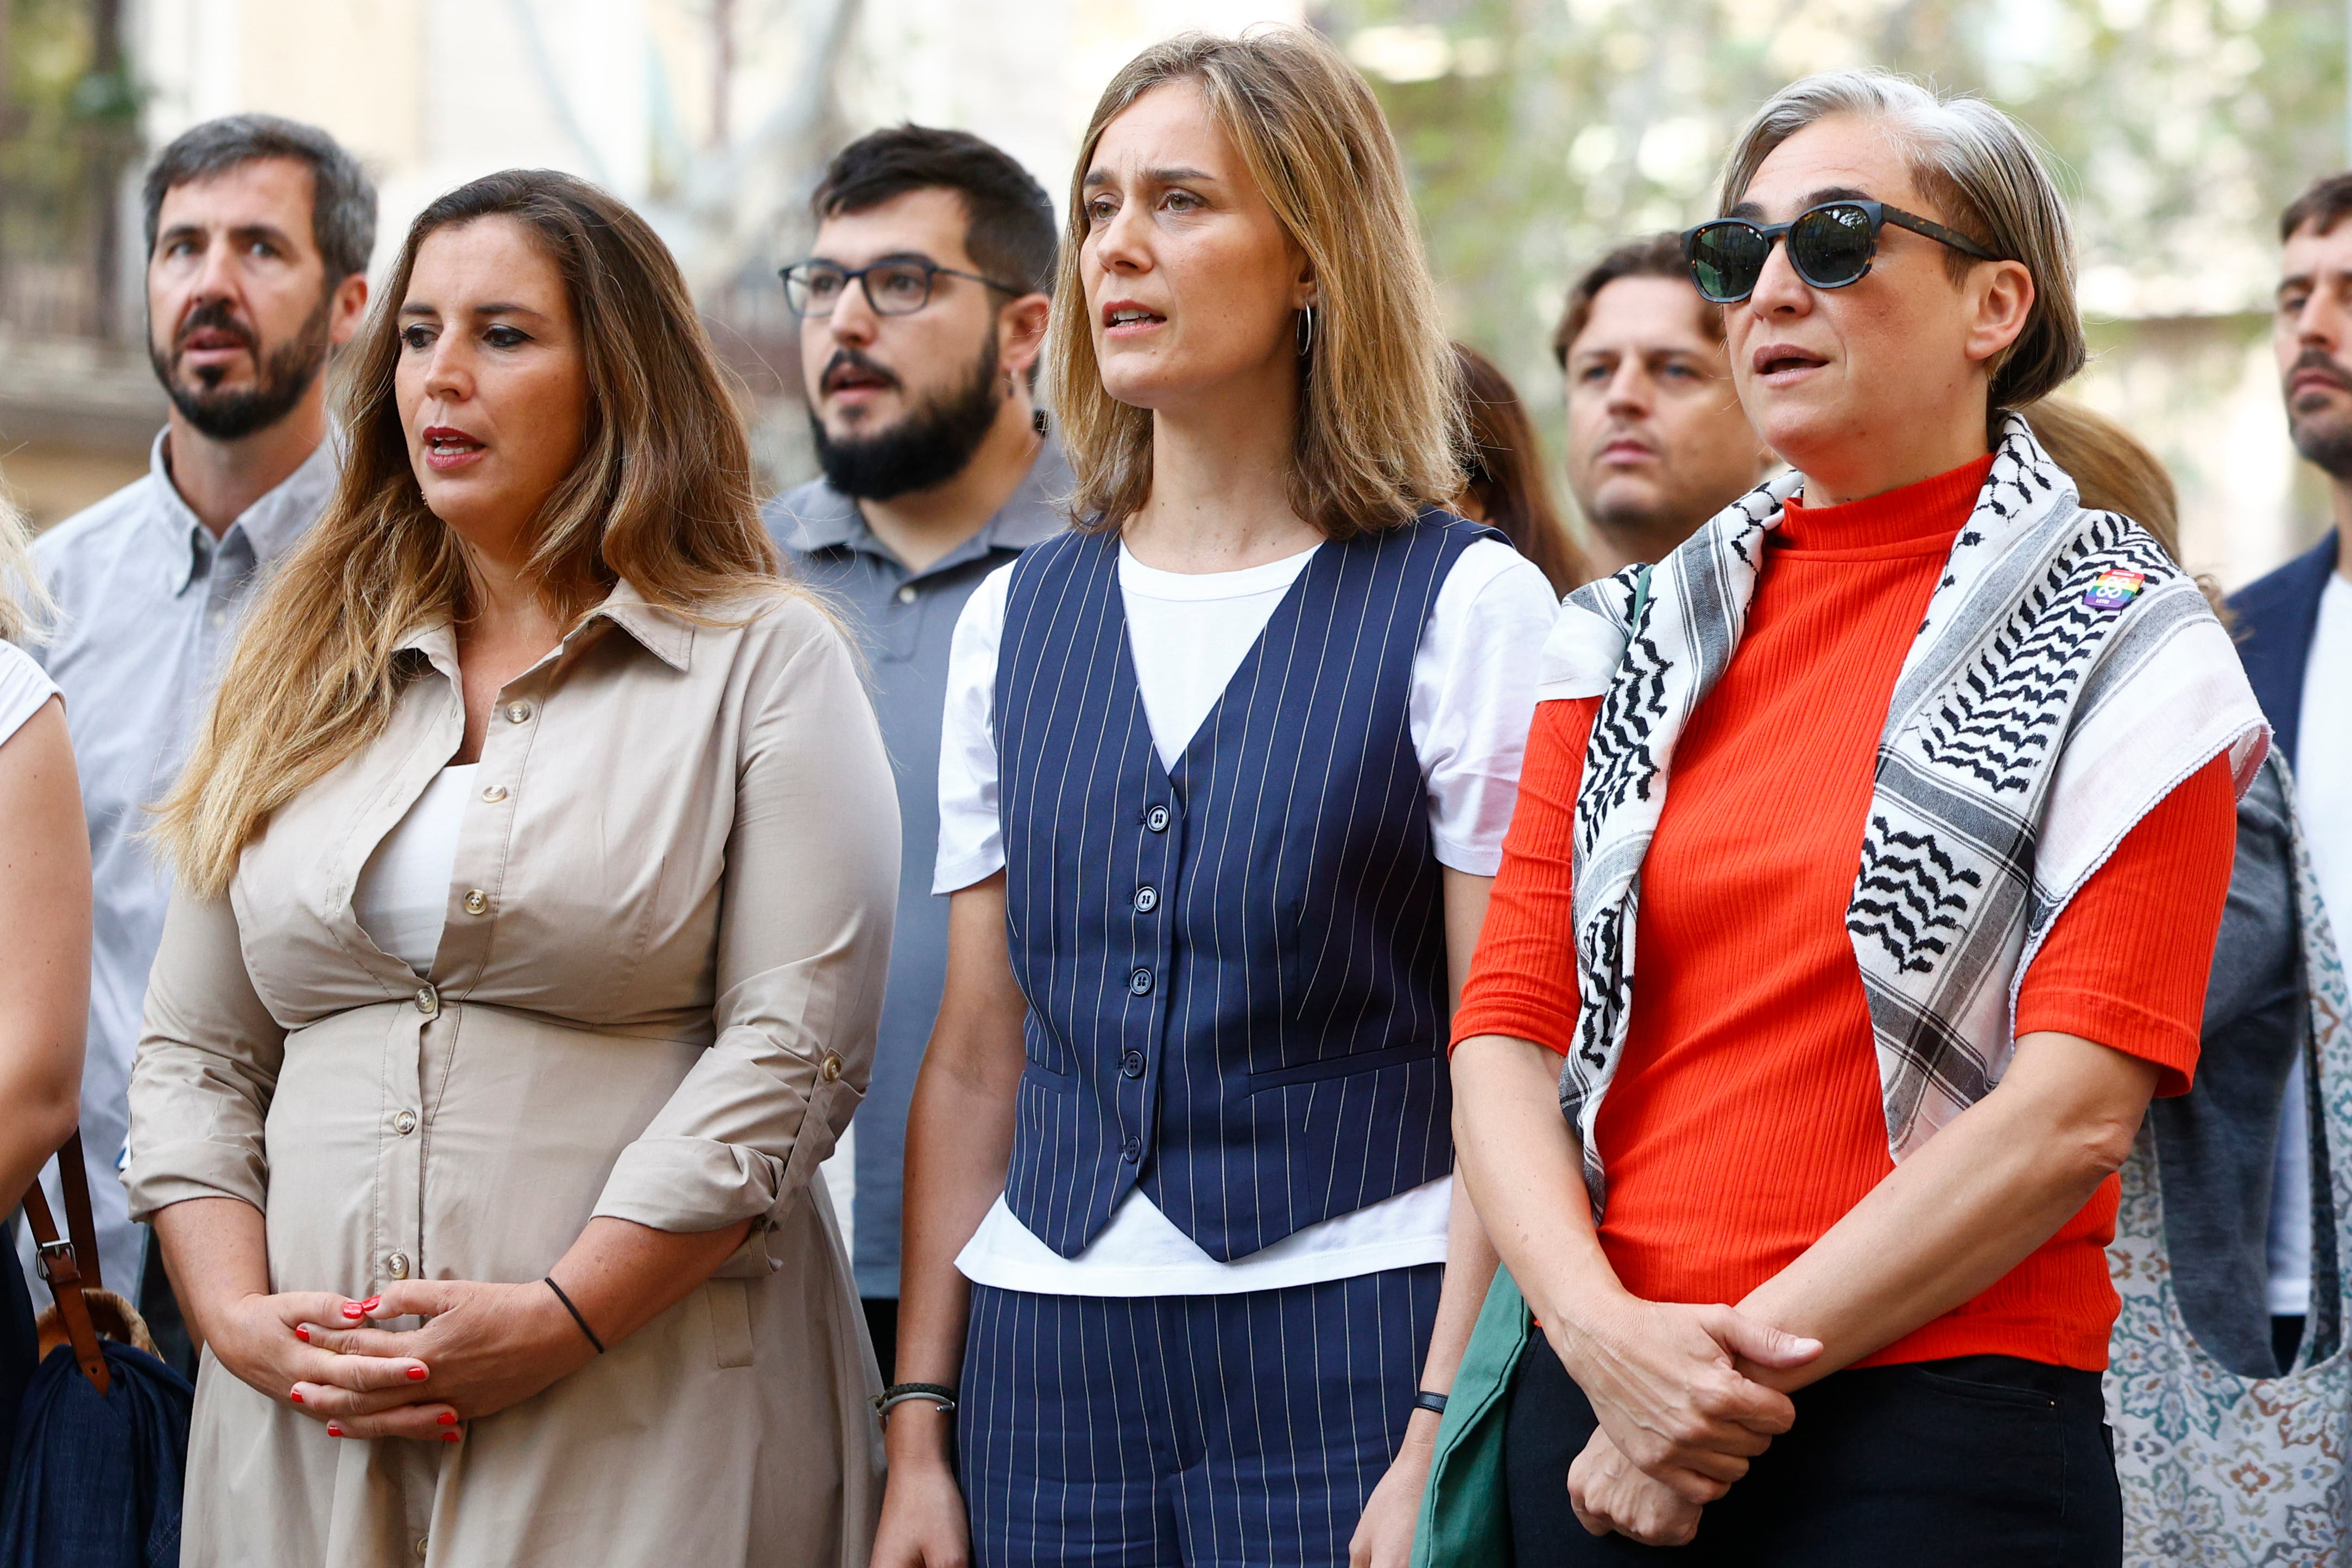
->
[1121, 1049, 1146, 1078]
[1145, 805, 1170, 833]
[1128, 968, 1153, 996]
[1120, 1137, 1141, 1163]
[1133, 885, 1159, 913]
[414, 985, 439, 1017]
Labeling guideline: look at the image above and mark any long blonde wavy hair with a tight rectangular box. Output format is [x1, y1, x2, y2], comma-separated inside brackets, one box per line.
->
[157, 169, 785, 897]
[0, 485, 49, 643]
[1049, 28, 1465, 539]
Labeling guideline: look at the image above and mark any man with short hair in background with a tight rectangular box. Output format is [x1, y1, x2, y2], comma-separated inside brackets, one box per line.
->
[764, 124, 1064, 1378]
[28, 116, 374, 1349]
[1554, 233, 1774, 573]
[2230, 170, 2352, 1370]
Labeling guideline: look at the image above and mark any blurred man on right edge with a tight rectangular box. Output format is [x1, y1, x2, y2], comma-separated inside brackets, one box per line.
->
[2232, 171, 2352, 1369]
[763, 125, 1064, 1381]
[1554, 233, 1774, 574]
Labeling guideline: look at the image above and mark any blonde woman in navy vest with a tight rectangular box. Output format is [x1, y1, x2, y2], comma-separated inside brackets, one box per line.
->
[872, 28, 1558, 1568]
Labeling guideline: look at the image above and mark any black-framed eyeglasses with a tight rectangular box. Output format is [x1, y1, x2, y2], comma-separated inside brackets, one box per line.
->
[779, 257, 1027, 318]
[1681, 200, 2002, 304]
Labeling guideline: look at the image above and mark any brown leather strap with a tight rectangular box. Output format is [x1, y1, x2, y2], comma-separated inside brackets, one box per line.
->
[52, 1130, 100, 1295]
[18, 1172, 109, 1395]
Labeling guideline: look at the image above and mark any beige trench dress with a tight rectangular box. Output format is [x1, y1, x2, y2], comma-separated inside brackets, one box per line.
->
[124, 583, 897, 1568]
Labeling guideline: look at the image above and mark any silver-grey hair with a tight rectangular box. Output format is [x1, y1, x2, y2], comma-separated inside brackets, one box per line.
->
[1718, 70, 2084, 411]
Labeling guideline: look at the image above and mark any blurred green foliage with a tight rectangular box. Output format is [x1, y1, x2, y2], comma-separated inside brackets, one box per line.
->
[1, 0, 140, 333]
[1317, 0, 2347, 417]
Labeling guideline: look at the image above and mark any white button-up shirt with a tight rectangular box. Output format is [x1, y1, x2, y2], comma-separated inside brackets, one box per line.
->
[27, 428, 336, 1292]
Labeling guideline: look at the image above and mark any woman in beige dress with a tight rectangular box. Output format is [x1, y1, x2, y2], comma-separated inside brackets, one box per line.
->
[125, 169, 896, 1567]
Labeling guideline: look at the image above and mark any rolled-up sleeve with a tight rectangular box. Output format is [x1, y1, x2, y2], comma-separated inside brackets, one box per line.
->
[124, 889, 288, 1221]
[593, 605, 901, 1248]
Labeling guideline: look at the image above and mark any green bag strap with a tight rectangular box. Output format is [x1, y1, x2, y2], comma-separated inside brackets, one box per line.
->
[1412, 1267, 1533, 1567]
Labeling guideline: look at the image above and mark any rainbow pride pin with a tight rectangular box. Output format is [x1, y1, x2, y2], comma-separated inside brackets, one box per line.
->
[2082, 568, 2145, 611]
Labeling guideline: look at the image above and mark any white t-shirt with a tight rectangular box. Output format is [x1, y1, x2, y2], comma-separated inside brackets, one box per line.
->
[353, 763, 478, 975]
[2278, 573, 2352, 1317]
[0, 641, 59, 749]
[936, 536, 1558, 1295]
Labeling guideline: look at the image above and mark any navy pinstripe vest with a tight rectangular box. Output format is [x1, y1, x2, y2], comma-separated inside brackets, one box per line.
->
[994, 511, 1491, 1261]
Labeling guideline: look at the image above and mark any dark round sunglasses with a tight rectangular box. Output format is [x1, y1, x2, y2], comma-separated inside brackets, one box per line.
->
[1681, 200, 2001, 304]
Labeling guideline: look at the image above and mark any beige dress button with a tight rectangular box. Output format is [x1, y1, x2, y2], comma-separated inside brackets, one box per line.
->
[393, 1110, 418, 1136]
[415, 1535, 429, 1559]
[463, 889, 488, 915]
[504, 700, 532, 724]
[480, 784, 508, 803]
[819, 1053, 843, 1083]
[387, 1251, 410, 1279]
[414, 986, 439, 1017]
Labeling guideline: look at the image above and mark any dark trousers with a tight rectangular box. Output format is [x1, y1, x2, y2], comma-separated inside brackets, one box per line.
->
[863, 1297, 899, 1382]
[958, 1266, 1440, 1567]
[1506, 1337, 2121, 1567]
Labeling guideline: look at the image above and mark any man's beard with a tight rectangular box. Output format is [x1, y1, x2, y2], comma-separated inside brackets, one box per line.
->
[811, 336, 1004, 503]
[2287, 348, 2352, 480]
[149, 288, 334, 442]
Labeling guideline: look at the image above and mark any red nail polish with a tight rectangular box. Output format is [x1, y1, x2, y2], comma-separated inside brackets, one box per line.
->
[406, 1365, 428, 1382]
[340, 1304, 365, 1319]
[437, 1411, 456, 1426]
[361, 1296, 382, 1312]
[442, 1431, 460, 1443]
[326, 1424, 343, 1438]
[294, 1325, 311, 1342]
[289, 1389, 304, 1405]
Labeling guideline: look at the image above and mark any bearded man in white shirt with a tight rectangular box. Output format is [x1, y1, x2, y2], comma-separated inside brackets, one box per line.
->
[25, 116, 373, 1350]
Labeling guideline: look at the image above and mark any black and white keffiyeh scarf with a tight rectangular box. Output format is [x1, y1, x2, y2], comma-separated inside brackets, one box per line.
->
[1542, 415, 2269, 1213]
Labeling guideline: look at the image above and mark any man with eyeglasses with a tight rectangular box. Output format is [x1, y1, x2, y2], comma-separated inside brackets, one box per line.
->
[764, 124, 1065, 1381]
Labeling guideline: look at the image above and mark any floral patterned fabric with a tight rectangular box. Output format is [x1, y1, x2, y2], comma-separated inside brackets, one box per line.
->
[2108, 751, 2352, 1565]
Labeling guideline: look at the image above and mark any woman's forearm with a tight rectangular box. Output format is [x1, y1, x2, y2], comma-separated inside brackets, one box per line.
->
[0, 702, 90, 1211]
[548, 1214, 755, 1348]
[149, 1194, 271, 1342]
[890, 877, 1029, 1465]
[1735, 1029, 2158, 1389]
[1450, 1034, 1628, 1332]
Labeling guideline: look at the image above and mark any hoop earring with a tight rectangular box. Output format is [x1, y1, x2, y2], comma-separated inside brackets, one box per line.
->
[1296, 305, 1315, 358]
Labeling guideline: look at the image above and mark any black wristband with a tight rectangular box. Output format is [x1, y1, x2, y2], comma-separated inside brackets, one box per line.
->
[1412, 1389, 1449, 1417]
[543, 1275, 605, 1354]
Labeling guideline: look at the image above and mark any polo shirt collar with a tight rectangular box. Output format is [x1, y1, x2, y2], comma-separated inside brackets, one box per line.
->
[780, 432, 1072, 574]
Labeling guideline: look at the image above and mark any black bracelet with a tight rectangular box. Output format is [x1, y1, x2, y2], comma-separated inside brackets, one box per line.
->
[543, 1275, 605, 1354]
[1412, 1389, 1449, 1417]
[872, 1381, 959, 1421]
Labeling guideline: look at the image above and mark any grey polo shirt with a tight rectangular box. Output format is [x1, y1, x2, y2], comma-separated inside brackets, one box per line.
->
[763, 437, 1069, 1298]
[27, 430, 337, 1295]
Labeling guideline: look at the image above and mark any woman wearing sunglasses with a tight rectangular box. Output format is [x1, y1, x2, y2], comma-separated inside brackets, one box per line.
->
[1444, 71, 2266, 1564]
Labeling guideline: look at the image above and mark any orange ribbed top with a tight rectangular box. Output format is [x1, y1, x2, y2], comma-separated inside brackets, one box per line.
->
[1455, 456, 2236, 1369]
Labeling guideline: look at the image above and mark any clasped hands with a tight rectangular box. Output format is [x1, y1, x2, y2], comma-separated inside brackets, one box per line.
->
[208, 1278, 601, 1441]
[1550, 1297, 1822, 1547]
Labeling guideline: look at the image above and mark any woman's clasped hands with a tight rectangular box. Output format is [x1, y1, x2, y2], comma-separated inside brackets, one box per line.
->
[1547, 1294, 1823, 1546]
[209, 1279, 602, 1441]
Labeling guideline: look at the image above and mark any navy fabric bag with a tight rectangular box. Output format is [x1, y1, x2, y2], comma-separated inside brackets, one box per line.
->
[0, 1135, 193, 1567]
[0, 1218, 37, 1500]
[0, 1341, 192, 1568]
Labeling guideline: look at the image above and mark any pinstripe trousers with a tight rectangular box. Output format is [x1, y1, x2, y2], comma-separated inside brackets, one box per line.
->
[958, 1266, 1443, 1567]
